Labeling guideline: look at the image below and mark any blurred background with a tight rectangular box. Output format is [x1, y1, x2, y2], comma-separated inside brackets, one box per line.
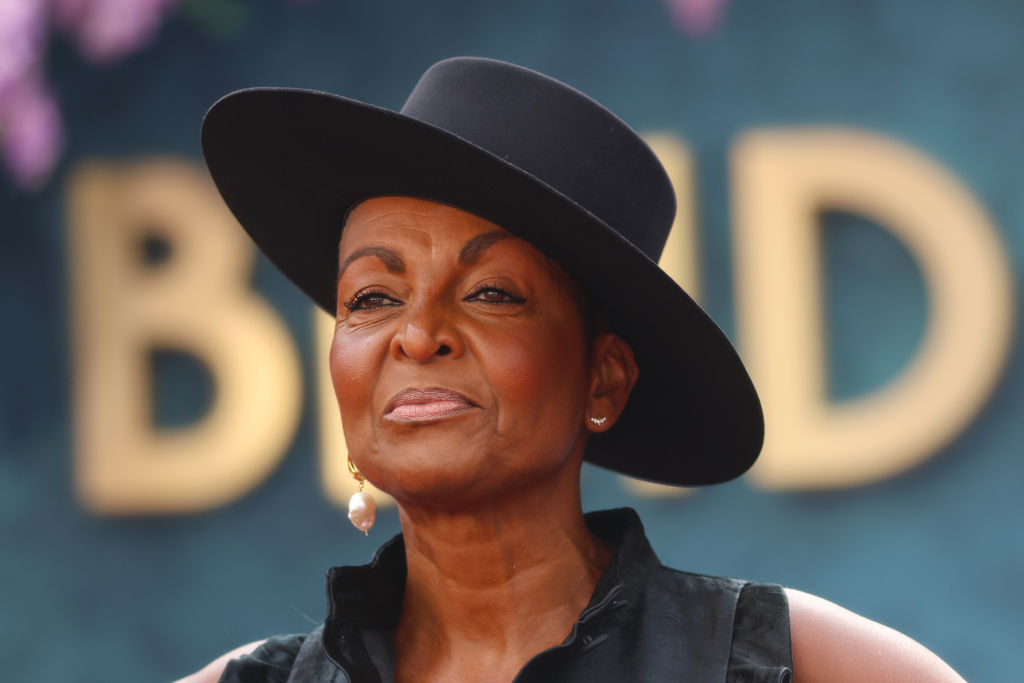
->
[2, 1, 1022, 681]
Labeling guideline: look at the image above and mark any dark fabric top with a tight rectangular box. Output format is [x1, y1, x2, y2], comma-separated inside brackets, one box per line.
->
[219, 508, 792, 682]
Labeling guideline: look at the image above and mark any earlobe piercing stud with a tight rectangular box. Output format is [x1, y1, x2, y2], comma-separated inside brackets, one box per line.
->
[347, 457, 376, 536]
[590, 416, 607, 426]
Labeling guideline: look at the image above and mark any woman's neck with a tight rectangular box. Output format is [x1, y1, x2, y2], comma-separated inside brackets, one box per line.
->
[392, 469, 610, 682]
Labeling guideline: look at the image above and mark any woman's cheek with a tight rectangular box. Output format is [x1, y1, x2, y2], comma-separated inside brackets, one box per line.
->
[488, 326, 584, 411]
[329, 333, 379, 429]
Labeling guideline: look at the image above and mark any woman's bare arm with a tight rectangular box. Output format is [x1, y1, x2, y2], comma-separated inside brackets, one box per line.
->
[172, 640, 266, 683]
[786, 588, 964, 682]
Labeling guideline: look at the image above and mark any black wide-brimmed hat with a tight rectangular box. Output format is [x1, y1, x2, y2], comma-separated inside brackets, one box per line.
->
[201, 56, 762, 486]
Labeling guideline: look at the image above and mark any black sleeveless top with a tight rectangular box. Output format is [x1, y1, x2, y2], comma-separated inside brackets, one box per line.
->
[219, 508, 792, 682]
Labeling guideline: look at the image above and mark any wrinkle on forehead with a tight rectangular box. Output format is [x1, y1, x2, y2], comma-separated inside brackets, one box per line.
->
[340, 198, 512, 263]
[345, 197, 477, 235]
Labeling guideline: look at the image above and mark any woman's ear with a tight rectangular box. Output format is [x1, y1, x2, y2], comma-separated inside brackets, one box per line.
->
[585, 332, 639, 432]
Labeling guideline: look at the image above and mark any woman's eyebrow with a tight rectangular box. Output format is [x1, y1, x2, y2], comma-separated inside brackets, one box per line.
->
[458, 231, 511, 265]
[338, 246, 406, 280]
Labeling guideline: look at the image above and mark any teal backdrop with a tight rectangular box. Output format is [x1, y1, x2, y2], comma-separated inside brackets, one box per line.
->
[2, 1, 1022, 681]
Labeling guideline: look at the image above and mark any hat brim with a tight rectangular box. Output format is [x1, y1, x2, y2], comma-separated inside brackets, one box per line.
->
[201, 88, 763, 486]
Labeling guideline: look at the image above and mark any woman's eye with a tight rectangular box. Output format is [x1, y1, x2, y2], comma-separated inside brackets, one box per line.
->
[465, 286, 526, 304]
[343, 290, 401, 311]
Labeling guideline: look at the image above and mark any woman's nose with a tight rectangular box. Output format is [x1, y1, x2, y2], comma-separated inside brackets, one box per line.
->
[390, 299, 463, 362]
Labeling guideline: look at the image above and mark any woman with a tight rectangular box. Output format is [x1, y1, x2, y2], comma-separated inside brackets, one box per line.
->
[185, 57, 963, 682]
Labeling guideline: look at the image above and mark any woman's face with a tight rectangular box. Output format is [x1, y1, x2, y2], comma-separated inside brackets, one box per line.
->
[330, 196, 593, 505]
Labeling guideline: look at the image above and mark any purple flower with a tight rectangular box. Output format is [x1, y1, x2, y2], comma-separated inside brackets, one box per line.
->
[665, 0, 730, 37]
[0, 0, 48, 102]
[0, 77, 64, 190]
[0, 0, 62, 189]
[53, 0, 183, 64]
[2, 0, 321, 191]
[1, 0, 183, 190]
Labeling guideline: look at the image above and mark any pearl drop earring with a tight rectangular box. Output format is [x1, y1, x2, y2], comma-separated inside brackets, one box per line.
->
[347, 457, 376, 536]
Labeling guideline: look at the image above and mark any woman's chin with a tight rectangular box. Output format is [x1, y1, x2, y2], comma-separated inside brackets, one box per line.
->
[349, 426, 582, 510]
[359, 447, 492, 505]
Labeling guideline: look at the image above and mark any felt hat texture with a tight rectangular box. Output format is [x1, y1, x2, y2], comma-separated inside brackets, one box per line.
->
[201, 56, 763, 485]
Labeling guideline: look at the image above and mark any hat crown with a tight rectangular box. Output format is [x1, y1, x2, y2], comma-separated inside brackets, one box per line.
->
[399, 57, 675, 260]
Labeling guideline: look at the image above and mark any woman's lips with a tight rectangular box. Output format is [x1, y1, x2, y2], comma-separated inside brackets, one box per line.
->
[384, 388, 476, 424]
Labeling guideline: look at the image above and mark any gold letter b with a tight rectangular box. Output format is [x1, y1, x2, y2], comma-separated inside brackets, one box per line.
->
[68, 160, 302, 513]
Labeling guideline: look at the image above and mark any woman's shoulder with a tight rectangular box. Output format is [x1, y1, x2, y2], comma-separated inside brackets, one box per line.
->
[174, 640, 266, 683]
[785, 588, 965, 682]
[174, 633, 309, 683]
[646, 568, 963, 682]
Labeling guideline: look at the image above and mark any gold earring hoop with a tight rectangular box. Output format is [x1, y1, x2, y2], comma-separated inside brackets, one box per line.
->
[347, 456, 376, 536]
[348, 456, 365, 490]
